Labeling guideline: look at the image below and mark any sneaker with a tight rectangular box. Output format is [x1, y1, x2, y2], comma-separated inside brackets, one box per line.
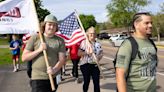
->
[13, 68, 17, 72]
[16, 64, 20, 70]
[70, 73, 73, 77]
[75, 78, 80, 83]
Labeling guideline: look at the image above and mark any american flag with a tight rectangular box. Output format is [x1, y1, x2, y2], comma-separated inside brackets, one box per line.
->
[56, 12, 85, 47]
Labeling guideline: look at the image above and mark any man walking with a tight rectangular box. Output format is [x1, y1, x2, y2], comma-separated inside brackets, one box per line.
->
[115, 12, 158, 92]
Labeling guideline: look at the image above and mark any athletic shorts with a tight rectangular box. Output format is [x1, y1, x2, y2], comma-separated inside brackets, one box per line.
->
[12, 54, 19, 60]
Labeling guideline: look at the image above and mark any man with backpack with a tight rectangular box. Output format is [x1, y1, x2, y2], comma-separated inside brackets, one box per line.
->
[115, 12, 158, 92]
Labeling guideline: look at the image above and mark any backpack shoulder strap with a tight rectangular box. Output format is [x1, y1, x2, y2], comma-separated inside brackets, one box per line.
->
[148, 38, 157, 51]
[128, 37, 138, 61]
[126, 36, 138, 81]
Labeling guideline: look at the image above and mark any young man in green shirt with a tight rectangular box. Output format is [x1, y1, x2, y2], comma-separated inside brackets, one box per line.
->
[22, 14, 66, 92]
[116, 12, 158, 92]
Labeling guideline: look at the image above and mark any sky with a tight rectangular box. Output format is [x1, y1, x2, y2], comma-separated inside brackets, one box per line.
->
[42, 0, 164, 23]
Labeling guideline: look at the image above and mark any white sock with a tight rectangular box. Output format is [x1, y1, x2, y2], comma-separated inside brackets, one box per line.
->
[16, 64, 19, 69]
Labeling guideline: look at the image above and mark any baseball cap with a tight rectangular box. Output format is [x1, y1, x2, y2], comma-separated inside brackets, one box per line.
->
[44, 14, 58, 23]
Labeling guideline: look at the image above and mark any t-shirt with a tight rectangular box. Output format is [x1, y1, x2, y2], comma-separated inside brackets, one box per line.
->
[116, 37, 158, 92]
[69, 42, 80, 60]
[79, 40, 103, 65]
[10, 40, 22, 55]
[25, 34, 66, 80]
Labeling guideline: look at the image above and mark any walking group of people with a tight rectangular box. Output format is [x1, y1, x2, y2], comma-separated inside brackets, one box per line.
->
[9, 12, 158, 92]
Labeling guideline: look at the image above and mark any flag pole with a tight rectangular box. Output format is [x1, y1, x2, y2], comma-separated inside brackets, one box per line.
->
[30, 0, 55, 91]
[74, 9, 105, 80]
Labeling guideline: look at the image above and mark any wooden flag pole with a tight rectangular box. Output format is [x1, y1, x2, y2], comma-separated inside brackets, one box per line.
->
[31, 0, 55, 91]
[74, 10, 105, 80]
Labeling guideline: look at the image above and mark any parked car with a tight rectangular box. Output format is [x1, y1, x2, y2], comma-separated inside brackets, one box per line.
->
[110, 34, 128, 41]
[111, 36, 128, 47]
[97, 32, 110, 40]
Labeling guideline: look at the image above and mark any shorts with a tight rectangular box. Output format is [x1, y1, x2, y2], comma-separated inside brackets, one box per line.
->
[12, 54, 19, 60]
[30, 78, 58, 92]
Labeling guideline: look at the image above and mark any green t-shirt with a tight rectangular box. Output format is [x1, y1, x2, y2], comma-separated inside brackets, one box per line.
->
[116, 37, 157, 92]
[25, 34, 66, 80]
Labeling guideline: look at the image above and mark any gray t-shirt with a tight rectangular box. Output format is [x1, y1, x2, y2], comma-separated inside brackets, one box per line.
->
[25, 34, 66, 80]
[116, 37, 157, 92]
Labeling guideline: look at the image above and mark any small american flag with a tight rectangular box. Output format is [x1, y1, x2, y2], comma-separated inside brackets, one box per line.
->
[56, 12, 85, 47]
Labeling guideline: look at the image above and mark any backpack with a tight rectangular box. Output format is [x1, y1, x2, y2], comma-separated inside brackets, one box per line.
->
[113, 36, 157, 80]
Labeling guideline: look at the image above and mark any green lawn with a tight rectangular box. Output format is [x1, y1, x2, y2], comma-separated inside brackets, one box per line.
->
[0, 38, 9, 45]
[0, 48, 23, 66]
[0, 48, 13, 65]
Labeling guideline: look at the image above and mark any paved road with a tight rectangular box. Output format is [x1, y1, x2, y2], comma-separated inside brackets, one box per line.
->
[0, 62, 116, 92]
[0, 44, 117, 92]
[0, 41, 164, 92]
[0, 65, 30, 92]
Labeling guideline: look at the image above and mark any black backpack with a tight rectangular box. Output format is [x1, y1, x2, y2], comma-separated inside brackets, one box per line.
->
[113, 36, 157, 80]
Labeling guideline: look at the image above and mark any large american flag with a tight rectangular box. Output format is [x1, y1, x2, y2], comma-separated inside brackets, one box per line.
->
[56, 12, 85, 47]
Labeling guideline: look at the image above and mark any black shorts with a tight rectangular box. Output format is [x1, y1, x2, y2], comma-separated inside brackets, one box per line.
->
[30, 78, 58, 92]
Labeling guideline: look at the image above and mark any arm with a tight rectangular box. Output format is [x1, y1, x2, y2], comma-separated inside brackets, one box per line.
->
[53, 52, 66, 72]
[9, 47, 17, 50]
[47, 37, 66, 75]
[78, 44, 93, 57]
[23, 40, 28, 44]
[22, 43, 46, 62]
[97, 50, 103, 61]
[115, 40, 132, 92]
[116, 67, 127, 92]
[47, 52, 66, 75]
[9, 42, 16, 50]
[78, 49, 86, 57]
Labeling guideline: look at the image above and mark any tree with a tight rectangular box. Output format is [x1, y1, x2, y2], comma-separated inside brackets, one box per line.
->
[160, 2, 164, 13]
[79, 14, 97, 31]
[34, 0, 50, 22]
[152, 2, 164, 39]
[106, 0, 150, 28]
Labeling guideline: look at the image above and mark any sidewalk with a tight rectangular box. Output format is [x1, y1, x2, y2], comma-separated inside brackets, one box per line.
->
[155, 41, 164, 48]
[101, 40, 164, 48]
[57, 63, 116, 92]
[0, 57, 116, 92]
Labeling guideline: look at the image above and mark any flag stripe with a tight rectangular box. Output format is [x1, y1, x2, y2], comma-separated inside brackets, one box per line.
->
[65, 34, 84, 43]
[65, 36, 85, 46]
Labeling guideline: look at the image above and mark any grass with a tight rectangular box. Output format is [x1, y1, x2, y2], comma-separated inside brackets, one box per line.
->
[0, 48, 23, 66]
[0, 48, 13, 66]
[0, 38, 9, 45]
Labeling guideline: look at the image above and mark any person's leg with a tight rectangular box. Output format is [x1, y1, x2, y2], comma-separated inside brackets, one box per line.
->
[15, 55, 20, 70]
[80, 64, 91, 92]
[62, 64, 66, 75]
[91, 64, 100, 92]
[27, 61, 32, 78]
[31, 79, 58, 92]
[74, 59, 80, 78]
[71, 59, 75, 77]
[12, 55, 17, 72]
